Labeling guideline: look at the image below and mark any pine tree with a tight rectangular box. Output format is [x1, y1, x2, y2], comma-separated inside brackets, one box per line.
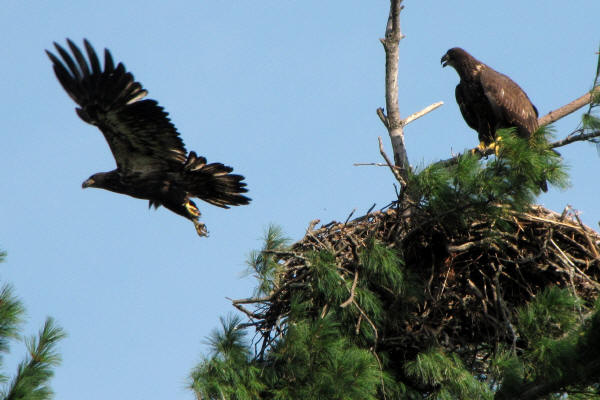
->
[190, 2, 600, 398]
[0, 250, 65, 400]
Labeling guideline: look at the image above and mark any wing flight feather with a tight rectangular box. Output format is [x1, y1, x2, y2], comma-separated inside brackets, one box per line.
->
[47, 39, 188, 173]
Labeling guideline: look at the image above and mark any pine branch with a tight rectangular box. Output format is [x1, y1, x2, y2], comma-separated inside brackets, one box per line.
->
[0, 286, 25, 356]
[4, 318, 65, 400]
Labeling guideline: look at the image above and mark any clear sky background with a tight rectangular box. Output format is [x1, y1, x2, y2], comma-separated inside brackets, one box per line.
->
[1, 1, 599, 399]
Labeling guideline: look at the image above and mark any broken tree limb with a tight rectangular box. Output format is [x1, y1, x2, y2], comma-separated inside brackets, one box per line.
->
[379, 137, 406, 185]
[403, 101, 444, 126]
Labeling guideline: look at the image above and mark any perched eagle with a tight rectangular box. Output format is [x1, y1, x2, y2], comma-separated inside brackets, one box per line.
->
[441, 47, 539, 148]
[441, 47, 547, 191]
[47, 39, 250, 236]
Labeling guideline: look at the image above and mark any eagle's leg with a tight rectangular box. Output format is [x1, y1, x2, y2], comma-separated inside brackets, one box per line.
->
[185, 200, 208, 237]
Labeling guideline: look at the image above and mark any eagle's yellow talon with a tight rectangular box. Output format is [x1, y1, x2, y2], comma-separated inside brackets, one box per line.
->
[185, 201, 200, 217]
[488, 138, 502, 156]
[471, 141, 488, 155]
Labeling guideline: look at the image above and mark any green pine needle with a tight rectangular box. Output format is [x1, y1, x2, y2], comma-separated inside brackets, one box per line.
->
[3, 318, 65, 400]
[405, 348, 493, 399]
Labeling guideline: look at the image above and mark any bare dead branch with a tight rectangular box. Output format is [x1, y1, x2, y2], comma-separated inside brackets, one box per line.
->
[231, 302, 263, 320]
[538, 86, 600, 127]
[353, 162, 392, 167]
[231, 296, 271, 305]
[403, 101, 444, 126]
[379, 136, 406, 185]
[550, 130, 600, 148]
[377, 107, 389, 129]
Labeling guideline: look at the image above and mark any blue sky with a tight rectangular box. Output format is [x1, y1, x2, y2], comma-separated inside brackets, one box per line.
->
[1, 1, 599, 399]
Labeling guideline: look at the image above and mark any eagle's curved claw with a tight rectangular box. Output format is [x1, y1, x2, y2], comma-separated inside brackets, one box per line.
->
[194, 221, 209, 237]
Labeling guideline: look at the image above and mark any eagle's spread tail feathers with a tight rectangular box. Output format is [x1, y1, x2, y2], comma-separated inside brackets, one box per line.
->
[183, 152, 250, 208]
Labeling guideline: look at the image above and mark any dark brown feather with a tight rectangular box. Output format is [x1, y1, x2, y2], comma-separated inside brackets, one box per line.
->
[48, 39, 186, 173]
[47, 39, 251, 234]
[442, 47, 546, 191]
[479, 68, 538, 139]
[442, 47, 538, 144]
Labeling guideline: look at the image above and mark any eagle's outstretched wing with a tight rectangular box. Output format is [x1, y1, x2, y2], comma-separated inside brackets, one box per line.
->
[46, 39, 187, 174]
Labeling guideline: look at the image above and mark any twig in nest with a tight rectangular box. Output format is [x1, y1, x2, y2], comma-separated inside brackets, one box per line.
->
[493, 265, 518, 353]
[366, 203, 377, 215]
[262, 249, 307, 260]
[231, 295, 272, 305]
[550, 238, 577, 269]
[344, 209, 356, 225]
[550, 239, 584, 319]
[572, 211, 600, 259]
[232, 302, 263, 320]
[306, 219, 320, 233]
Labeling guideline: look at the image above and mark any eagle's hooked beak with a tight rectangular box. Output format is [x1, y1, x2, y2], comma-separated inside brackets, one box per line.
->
[82, 178, 95, 189]
[441, 53, 449, 67]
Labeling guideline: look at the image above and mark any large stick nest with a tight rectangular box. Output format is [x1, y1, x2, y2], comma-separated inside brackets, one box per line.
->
[235, 204, 600, 362]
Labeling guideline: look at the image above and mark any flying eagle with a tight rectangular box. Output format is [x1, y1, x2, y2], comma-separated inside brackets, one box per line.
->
[441, 47, 547, 191]
[46, 39, 250, 236]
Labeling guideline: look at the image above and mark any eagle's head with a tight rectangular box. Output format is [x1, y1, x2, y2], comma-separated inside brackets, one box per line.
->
[82, 172, 119, 190]
[82, 175, 98, 189]
[441, 47, 469, 68]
